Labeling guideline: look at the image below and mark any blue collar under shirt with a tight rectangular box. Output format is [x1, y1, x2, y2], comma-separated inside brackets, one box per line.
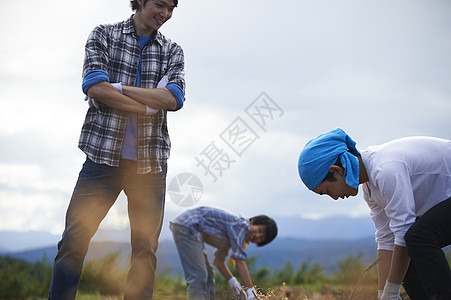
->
[121, 34, 153, 161]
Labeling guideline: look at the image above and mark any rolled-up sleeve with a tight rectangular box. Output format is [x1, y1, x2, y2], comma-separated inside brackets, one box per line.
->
[166, 43, 185, 93]
[83, 25, 110, 77]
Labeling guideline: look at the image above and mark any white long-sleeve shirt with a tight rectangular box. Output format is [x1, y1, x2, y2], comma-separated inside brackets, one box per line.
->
[361, 136, 451, 251]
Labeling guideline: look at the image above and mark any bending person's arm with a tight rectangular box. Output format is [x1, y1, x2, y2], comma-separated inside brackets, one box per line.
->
[388, 245, 410, 283]
[235, 259, 253, 289]
[212, 256, 233, 280]
[236, 259, 257, 299]
[379, 245, 410, 300]
[377, 249, 392, 290]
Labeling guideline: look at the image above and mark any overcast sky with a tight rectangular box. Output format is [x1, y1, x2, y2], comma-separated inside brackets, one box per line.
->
[1, 0, 450, 237]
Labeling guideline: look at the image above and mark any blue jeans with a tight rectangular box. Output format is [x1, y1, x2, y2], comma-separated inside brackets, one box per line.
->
[170, 223, 215, 300]
[49, 157, 167, 300]
[404, 197, 451, 300]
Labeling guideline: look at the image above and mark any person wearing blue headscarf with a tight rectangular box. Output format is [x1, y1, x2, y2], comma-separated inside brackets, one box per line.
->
[298, 128, 360, 192]
[297, 129, 451, 300]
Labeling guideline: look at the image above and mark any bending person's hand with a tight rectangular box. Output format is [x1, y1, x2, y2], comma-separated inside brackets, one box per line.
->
[246, 287, 256, 300]
[228, 277, 246, 298]
[380, 281, 402, 300]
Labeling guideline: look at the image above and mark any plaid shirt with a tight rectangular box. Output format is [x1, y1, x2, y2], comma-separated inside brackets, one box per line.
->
[79, 16, 185, 174]
[172, 206, 250, 261]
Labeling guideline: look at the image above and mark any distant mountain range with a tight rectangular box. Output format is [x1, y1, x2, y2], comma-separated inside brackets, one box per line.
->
[0, 216, 379, 276]
[0, 215, 376, 253]
[1, 237, 378, 276]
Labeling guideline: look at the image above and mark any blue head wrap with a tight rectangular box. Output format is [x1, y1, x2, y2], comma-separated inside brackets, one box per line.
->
[298, 128, 360, 190]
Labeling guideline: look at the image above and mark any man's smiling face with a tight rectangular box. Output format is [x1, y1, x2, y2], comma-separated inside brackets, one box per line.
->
[135, 0, 175, 34]
[248, 224, 266, 244]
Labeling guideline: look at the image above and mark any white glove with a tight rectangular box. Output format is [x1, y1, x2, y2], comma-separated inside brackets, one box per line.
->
[380, 281, 402, 300]
[145, 105, 158, 115]
[246, 287, 256, 300]
[85, 95, 99, 109]
[111, 82, 122, 93]
[228, 277, 245, 296]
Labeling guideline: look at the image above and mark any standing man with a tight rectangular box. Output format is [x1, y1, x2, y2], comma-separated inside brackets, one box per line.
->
[170, 206, 278, 300]
[297, 128, 451, 300]
[49, 0, 185, 299]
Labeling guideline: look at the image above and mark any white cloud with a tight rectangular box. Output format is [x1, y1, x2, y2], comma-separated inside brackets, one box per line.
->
[0, 190, 66, 234]
[0, 0, 450, 234]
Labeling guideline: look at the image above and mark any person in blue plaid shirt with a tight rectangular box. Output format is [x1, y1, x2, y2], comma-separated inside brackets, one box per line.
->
[48, 0, 185, 299]
[170, 206, 278, 300]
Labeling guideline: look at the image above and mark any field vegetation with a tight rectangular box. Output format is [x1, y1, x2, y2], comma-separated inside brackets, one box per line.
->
[2, 251, 451, 299]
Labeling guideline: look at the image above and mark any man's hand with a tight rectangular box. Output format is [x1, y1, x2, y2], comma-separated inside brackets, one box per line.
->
[237, 290, 248, 300]
[85, 95, 99, 109]
[246, 287, 256, 300]
[380, 280, 402, 300]
[111, 82, 122, 93]
[111, 81, 162, 115]
[85, 82, 123, 109]
[157, 75, 168, 88]
[228, 277, 245, 297]
[144, 75, 168, 115]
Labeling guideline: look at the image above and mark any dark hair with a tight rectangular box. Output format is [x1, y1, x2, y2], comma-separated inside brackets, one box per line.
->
[250, 215, 277, 247]
[130, 0, 178, 11]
